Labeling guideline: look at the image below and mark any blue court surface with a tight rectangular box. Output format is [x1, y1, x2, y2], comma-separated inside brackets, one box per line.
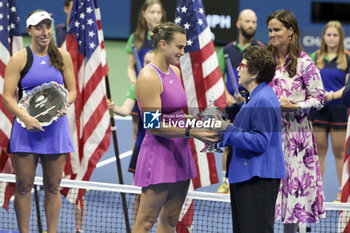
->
[0, 117, 341, 232]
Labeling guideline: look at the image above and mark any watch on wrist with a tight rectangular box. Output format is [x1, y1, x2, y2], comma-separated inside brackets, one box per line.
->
[297, 103, 302, 112]
[185, 128, 191, 138]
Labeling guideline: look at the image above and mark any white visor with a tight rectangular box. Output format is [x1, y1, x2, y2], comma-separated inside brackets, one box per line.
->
[26, 11, 54, 28]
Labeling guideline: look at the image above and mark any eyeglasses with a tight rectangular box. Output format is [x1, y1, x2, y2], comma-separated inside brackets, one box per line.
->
[239, 62, 248, 69]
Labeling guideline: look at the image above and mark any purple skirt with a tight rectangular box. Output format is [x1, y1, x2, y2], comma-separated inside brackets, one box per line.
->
[9, 116, 74, 154]
[134, 132, 197, 187]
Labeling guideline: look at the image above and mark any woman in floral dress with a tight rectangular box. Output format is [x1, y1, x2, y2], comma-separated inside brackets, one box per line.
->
[266, 9, 326, 233]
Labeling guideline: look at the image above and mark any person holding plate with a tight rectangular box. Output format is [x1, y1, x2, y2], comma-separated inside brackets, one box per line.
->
[217, 46, 286, 233]
[3, 9, 76, 233]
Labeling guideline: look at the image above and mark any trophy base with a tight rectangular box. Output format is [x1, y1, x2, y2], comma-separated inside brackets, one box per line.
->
[200, 145, 223, 153]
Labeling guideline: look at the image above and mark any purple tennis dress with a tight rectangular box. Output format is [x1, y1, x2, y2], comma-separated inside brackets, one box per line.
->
[9, 47, 74, 154]
[134, 64, 197, 187]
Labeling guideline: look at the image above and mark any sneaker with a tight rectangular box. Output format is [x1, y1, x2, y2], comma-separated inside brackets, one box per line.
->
[217, 179, 229, 194]
[334, 191, 341, 203]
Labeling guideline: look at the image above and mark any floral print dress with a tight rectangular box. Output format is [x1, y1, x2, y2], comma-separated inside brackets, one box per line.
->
[271, 51, 326, 223]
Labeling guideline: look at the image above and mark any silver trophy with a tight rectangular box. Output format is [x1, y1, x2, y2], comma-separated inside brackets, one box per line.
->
[198, 97, 225, 153]
[17, 81, 68, 127]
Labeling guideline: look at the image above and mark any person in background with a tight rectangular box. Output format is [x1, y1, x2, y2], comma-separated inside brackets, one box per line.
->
[3, 10, 76, 233]
[108, 50, 154, 120]
[216, 9, 264, 194]
[217, 45, 286, 233]
[342, 74, 350, 160]
[54, 1, 86, 232]
[126, 0, 166, 154]
[266, 9, 326, 233]
[55, 0, 73, 48]
[310, 21, 350, 202]
[132, 22, 217, 233]
[107, 50, 154, 221]
[342, 72, 350, 106]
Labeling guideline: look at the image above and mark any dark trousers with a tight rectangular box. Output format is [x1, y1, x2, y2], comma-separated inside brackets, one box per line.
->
[230, 177, 280, 233]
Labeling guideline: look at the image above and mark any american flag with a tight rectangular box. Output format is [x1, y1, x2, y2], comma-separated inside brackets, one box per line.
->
[62, 0, 111, 203]
[0, 0, 22, 210]
[175, 0, 226, 231]
[339, 112, 350, 232]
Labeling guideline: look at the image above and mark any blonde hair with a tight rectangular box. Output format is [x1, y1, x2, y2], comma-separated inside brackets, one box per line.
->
[316, 21, 347, 71]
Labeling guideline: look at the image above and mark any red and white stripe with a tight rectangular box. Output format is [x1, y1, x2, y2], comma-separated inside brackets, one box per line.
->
[180, 26, 224, 189]
[0, 35, 23, 150]
[177, 25, 225, 233]
[0, 35, 22, 210]
[62, 3, 111, 203]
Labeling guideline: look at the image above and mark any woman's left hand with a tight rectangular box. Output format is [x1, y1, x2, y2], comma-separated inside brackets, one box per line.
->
[279, 98, 298, 112]
[57, 103, 70, 117]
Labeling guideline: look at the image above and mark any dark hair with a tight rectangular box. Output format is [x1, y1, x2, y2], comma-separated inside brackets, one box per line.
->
[243, 46, 277, 84]
[27, 9, 64, 71]
[134, 0, 166, 50]
[152, 22, 186, 48]
[266, 9, 301, 77]
[64, 0, 73, 7]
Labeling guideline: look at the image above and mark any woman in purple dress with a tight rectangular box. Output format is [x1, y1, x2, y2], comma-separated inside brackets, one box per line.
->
[3, 10, 76, 233]
[132, 22, 217, 233]
[266, 9, 326, 233]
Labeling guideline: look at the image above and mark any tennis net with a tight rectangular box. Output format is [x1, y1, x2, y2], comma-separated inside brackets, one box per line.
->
[0, 173, 349, 232]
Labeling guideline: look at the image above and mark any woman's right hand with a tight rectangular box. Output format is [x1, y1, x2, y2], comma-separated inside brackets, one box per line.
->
[107, 99, 115, 110]
[190, 128, 218, 144]
[21, 111, 44, 132]
[215, 114, 230, 132]
[324, 91, 334, 102]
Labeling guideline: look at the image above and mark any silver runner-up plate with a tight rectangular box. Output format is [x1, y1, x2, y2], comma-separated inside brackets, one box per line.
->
[17, 81, 68, 127]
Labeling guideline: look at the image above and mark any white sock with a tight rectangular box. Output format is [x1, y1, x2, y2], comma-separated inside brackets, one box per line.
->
[222, 171, 226, 182]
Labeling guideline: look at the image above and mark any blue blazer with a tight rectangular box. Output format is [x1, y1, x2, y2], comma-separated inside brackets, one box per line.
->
[220, 82, 286, 183]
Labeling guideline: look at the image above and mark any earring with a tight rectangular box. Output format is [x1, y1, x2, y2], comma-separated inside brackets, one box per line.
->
[289, 34, 292, 41]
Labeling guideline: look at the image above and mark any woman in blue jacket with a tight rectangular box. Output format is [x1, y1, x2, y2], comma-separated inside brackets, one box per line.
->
[217, 46, 286, 233]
